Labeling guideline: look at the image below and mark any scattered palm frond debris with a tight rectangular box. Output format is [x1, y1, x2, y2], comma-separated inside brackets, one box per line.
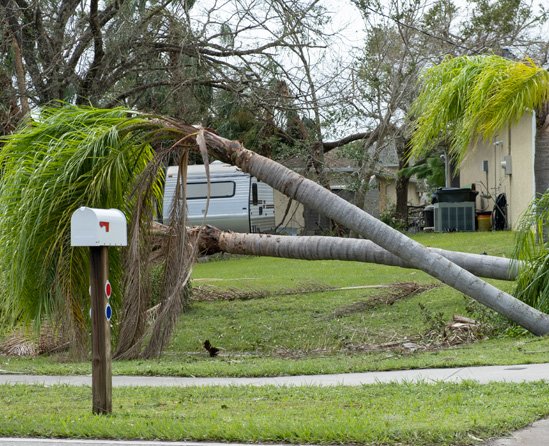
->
[0, 324, 68, 357]
[329, 282, 438, 319]
[419, 300, 487, 346]
[423, 314, 484, 346]
[341, 314, 483, 354]
[192, 283, 354, 301]
[342, 339, 423, 354]
[0, 334, 37, 357]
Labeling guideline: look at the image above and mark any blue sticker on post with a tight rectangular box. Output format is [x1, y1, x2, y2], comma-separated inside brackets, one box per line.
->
[105, 303, 112, 321]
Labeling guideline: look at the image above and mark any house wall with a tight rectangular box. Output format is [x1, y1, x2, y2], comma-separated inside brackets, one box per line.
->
[364, 188, 381, 218]
[459, 112, 535, 228]
[380, 179, 422, 213]
[274, 190, 305, 235]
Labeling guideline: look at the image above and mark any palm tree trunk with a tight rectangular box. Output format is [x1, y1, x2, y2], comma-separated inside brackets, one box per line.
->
[395, 135, 410, 222]
[195, 226, 518, 281]
[195, 129, 549, 335]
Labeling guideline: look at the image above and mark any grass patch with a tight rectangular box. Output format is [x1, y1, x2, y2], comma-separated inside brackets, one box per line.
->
[0, 382, 548, 444]
[5, 335, 549, 377]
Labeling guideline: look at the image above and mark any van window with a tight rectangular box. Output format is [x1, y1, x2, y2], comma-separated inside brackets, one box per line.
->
[251, 183, 258, 205]
[187, 181, 235, 199]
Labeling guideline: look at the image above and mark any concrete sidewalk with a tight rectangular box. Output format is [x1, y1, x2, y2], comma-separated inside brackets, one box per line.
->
[485, 418, 549, 445]
[1, 362, 549, 387]
[1, 423, 549, 446]
[1, 363, 549, 445]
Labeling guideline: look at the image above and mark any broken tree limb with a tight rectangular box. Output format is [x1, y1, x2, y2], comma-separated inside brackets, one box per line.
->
[191, 226, 519, 281]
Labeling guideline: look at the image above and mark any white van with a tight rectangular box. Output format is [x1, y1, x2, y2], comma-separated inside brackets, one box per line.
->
[162, 162, 276, 233]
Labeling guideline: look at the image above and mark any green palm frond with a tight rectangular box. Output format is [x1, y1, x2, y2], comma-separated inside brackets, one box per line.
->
[410, 55, 549, 163]
[513, 192, 549, 313]
[0, 106, 167, 332]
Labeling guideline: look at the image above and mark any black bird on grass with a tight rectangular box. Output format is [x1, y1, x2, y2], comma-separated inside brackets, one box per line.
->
[203, 339, 220, 357]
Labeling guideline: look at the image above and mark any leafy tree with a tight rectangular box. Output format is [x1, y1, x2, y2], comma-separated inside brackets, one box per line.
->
[461, 0, 548, 54]
[0, 13, 24, 135]
[0, 0, 330, 125]
[210, 82, 307, 160]
[349, 0, 459, 219]
[400, 155, 446, 190]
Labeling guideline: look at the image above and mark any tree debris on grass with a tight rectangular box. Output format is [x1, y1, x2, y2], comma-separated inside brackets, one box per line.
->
[0, 324, 68, 357]
[191, 283, 382, 301]
[337, 313, 486, 355]
[422, 314, 485, 346]
[329, 282, 438, 319]
[0, 334, 37, 357]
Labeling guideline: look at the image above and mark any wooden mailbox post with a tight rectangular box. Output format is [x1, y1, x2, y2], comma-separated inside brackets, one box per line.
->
[71, 207, 127, 414]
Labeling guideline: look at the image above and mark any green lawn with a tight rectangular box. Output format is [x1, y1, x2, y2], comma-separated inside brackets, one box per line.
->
[2, 231, 543, 378]
[1, 382, 549, 445]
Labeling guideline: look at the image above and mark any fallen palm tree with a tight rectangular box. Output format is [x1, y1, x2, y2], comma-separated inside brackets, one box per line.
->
[190, 225, 519, 281]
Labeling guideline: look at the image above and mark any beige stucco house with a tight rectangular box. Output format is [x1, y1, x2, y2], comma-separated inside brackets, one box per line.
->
[460, 112, 536, 229]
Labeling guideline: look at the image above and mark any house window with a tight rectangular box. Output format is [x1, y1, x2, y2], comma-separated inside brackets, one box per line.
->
[187, 181, 236, 199]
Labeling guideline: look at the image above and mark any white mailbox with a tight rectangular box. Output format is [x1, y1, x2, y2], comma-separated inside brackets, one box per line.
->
[71, 207, 127, 247]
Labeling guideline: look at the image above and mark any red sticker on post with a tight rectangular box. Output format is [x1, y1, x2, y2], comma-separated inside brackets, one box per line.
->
[105, 280, 112, 299]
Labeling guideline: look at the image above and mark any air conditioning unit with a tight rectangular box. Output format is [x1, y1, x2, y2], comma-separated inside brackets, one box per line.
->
[433, 202, 475, 232]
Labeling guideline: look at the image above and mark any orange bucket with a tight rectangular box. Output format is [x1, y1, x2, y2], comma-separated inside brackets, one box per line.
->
[477, 213, 491, 231]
